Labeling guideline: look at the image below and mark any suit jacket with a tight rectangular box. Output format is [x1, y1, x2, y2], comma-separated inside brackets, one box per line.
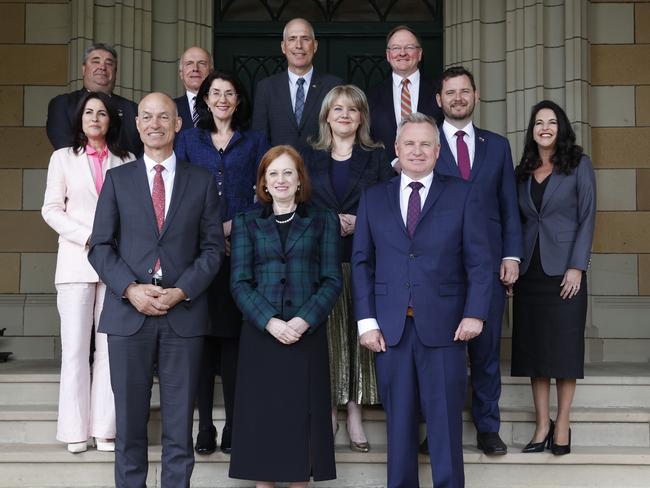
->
[230, 204, 342, 332]
[301, 145, 394, 261]
[174, 95, 194, 132]
[367, 75, 444, 160]
[351, 174, 493, 347]
[42, 147, 134, 284]
[436, 125, 523, 272]
[518, 155, 596, 276]
[88, 158, 225, 337]
[46, 89, 143, 157]
[252, 70, 342, 150]
[175, 127, 269, 221]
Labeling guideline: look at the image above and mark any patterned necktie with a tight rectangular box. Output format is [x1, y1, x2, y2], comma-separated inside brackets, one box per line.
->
[406, 181, 423, 238]
[152, 164, 165, 272]
[455, 130, 471, 180]
[295, 77, 305, 124]
[400, 78, 412, 120]
[191, 96, 199, 127]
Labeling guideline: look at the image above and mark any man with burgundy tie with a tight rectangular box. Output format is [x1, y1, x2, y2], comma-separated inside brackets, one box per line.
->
[367, 25, 443, 163]
[351, 112, 492, 488]
[88, 92, 225, 488]
[174, 46, 212, 131]
[424, 66, 523, 456]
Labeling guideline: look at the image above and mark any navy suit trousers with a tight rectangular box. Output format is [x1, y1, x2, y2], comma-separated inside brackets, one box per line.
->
[375, 317, 466, 488]
[108, 316, 203, 488]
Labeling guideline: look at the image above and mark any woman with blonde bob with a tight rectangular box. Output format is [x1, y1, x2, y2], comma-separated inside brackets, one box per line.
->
[302, 85, 394, 451]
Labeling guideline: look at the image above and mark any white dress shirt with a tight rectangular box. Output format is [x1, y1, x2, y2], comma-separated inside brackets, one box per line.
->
[441, 119, 475, 167]
[357, 171, 434, 336]
[288, 67, 313, 111]
[391, 69, 421, 125]
[143, 152, 176, 278]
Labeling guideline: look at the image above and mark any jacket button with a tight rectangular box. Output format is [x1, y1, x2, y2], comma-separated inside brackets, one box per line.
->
[147, 268, 153, 274]
[409, 253, 415, 259]
[405, 283, 410, 288]
[281, 257, 286, 264]
[280, 278, 286, 284]
[285, 300, 292, 307]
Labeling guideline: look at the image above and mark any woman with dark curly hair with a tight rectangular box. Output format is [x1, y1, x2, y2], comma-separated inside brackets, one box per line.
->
[512, 100, 596, 455]
[175, 70, 269, 454]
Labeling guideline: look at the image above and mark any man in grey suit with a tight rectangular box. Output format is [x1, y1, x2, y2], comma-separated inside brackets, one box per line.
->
[88, 92, 225, 488]
[252, 17, 342, 150]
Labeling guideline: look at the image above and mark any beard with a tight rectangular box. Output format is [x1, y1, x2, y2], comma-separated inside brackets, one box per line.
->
[442, 100, 475, 121]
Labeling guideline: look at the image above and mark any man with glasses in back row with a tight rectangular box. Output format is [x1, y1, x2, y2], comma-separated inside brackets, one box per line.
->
[368, 25, 443, 165]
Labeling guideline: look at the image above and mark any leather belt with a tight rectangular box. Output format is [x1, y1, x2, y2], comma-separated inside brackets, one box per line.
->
[151, 277, 162, 286]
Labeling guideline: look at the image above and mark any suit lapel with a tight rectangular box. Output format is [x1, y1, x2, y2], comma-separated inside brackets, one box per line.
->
[133, 159, 160, 236]
[312, 151, 339, 208]
[76, 150, 97, 195]
[540, 171, 566, 212]
[341, 147, 370, 208]
[436, 133, 461, 178]
[386, 177, 408, 237]
[470, 126, 487, 181]
[418, 175, 445, 224]
[255, 213, 284, 257]
[522, 179, 538, 216]
[160, 160, 189, 239]
[284, 212, 312, 255]
[279, 72, 297, 129]
[299, 71, 324, 130]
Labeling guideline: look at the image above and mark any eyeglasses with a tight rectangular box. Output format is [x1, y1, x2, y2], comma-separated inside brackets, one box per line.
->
[209, 90, 237, 100]
[387, 45, 421, 54]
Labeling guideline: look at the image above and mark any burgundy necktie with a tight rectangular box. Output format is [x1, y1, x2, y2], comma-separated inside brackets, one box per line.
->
[406, 181, 423, 238]
[152, 164, 165, 272]
[455, 130, 471, 180]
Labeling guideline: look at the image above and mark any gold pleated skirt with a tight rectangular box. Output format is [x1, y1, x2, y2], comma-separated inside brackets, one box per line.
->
[327, 263, 380, 406]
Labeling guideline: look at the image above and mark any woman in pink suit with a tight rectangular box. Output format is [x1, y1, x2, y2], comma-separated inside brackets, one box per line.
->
[42, 91, 134, 453]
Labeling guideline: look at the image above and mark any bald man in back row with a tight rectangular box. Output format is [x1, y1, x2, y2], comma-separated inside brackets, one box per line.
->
[175, 46, 213, 130]
[252, 17, 341, 151]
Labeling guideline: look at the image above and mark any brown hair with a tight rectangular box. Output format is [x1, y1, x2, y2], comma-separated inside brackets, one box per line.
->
[256, 145, 312, 204]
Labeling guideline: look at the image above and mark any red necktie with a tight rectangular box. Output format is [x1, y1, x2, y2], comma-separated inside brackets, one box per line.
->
[152, 164, 165, 272]
[455, 130, 471, 180]
[406, 181, 423, 238]
[401, 78, 412, 120]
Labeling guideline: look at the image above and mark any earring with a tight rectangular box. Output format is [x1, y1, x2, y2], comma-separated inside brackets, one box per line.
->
[264, 187, 269, 193]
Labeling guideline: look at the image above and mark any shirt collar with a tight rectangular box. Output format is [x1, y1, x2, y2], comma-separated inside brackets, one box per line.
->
[143, 152, 177, 174]
[400, 169, 434, 192]
[442, 119, 474, 141]
[288, 67, 314, 86]
[85, 144, 108, 158]
[392, 69, 420, 89]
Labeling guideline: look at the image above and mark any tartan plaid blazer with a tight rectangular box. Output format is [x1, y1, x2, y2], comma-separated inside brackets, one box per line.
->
[230, 203, 342, 332]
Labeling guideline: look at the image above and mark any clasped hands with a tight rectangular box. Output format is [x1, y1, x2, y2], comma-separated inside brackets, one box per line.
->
[266, 317, 310, 345]
[338, 213, 356, 237]
[124, 283, 187, 316]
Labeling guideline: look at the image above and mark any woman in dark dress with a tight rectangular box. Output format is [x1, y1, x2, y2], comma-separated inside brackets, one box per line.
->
[175, 70, 269, 454]
[229, 145, 342, 487]
[302, 84, 393, 451]
[512, 100, 596, 455]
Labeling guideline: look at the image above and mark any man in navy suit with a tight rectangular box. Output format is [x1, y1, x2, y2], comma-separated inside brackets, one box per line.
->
[352, 113, 492, 488]
[252, 18, 341, 150]
[424, 66, 523, 456]
[88, 92, 225, 488]
[46, 42, 143, 157]
[367, 25, 443, 163]
[174, 46, 212, 131]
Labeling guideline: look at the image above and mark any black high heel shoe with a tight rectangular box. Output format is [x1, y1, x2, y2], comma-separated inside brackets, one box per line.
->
[551, 427, 571, 455]
[522, 419, 554, 453]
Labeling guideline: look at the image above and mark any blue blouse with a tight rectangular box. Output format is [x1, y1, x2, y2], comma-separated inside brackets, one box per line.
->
[175, 127, 269, 222]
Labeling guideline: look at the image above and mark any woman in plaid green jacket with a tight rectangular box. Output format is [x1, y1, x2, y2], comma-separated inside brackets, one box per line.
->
[228, 145, 342, 487]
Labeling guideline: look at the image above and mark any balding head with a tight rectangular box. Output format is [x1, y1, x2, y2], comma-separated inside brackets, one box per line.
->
[179, 46, 212, 94]
[136, 92, 182, 160]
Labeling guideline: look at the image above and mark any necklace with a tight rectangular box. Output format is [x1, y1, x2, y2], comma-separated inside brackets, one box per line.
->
[275, 212, 296, 224]
[332, 149, 352, 159]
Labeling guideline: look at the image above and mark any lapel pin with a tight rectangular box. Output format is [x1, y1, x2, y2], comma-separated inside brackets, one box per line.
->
[478, 136, 485, 142]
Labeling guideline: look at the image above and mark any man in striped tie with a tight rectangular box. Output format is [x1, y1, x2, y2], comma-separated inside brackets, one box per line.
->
[175, 46, 213, 131]
[367, 25, 443, 164]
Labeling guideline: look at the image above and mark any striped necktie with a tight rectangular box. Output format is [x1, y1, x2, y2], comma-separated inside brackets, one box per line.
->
[401, 78, 412, 119]
[295, 78, 306, 124]
[191, 96, 199, 127]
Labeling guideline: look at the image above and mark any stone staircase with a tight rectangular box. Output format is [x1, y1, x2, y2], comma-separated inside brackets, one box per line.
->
[1, 360, 650, 487]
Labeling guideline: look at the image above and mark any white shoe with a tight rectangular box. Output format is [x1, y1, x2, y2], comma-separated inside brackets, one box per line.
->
[67, 441, 88, 453]
[95, 438, 115, 452]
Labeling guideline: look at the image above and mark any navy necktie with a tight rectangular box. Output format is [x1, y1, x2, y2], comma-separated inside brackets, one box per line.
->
[295, 78, 305, 124]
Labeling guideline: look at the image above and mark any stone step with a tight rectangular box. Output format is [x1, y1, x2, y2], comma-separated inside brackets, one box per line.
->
[2, 403, 650, 449]
[1, 443, 650, 488]
[2, 360, 649, 407]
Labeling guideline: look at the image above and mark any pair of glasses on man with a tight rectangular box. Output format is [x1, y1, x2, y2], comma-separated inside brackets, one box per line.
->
[387, 45, 421, 53]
